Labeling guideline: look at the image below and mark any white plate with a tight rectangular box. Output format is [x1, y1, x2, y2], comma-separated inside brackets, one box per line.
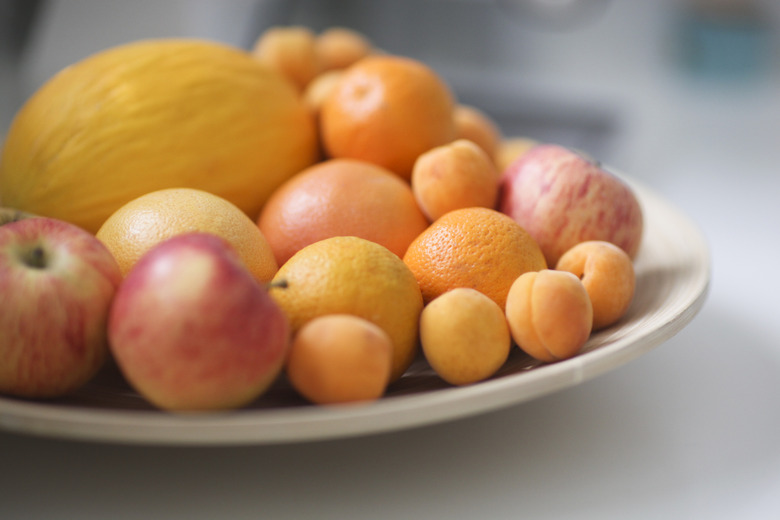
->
[0, 175, 710, 445]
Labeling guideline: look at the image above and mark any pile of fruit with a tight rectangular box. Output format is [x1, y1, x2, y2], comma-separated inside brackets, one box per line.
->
[0, 27, 643, 411]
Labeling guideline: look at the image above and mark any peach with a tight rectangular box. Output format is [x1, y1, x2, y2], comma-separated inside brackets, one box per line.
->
[498, 144, 643, 267]
[505, 269, 593, 362]
[252, 26, 323, 91]
[411, 139, 499, 221]
[453, 104, 502, 158]
[286, 314, 393, 404]
[556, 240, 635, 330]
[420, 288, 511, 385]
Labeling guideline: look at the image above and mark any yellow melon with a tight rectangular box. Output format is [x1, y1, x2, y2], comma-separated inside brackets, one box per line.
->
[0, 38, 319, 233]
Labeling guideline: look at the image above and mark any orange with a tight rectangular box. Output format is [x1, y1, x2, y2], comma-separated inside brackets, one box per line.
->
[96, 188, 278, 282]
[403, 207, 547, 309]
[315, 27, 373, 71]
[258, 158, 429, 266]
[269, 236, 423, 381]
[453, 104, 502, 159]
[0, 39, 319, 233]
[251, 26, 323, 92]
[319, 54, 457, 180]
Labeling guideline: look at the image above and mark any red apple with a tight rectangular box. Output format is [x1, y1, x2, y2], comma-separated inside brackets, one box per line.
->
[0, 217, 122, 398]
[498, 144, 643, 267]
[108, 232, 289, 411]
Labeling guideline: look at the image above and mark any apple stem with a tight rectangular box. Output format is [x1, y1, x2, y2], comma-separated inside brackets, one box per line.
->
[266, 279, 288, 290]
[573, 148, 601, 168]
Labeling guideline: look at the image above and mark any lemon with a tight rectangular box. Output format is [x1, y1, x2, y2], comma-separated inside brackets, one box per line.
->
[269, 236, 423, 381]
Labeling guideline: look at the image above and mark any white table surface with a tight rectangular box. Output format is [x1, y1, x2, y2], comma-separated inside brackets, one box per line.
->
[2, 4, 780, 519]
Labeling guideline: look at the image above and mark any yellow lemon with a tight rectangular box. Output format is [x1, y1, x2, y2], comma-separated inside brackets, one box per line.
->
[269, 236, 423, 381]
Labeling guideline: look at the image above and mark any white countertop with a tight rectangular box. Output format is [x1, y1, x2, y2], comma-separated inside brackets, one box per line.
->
[2, 2, 780, 518]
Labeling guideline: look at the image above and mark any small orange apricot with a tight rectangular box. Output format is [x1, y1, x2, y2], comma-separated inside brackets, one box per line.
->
[420, 288, 511, 385]
[505, 270, 593, 362]
[303, 70, 343, 113]
[252, 26, 322, 91]
[494, 137, 538, 174]
[411, 139, 499, 222]
[556, 240, 636, 330]
[316, 27, 373, 71]
[453, 104, 502, 158]
[285, 314, 393, 404]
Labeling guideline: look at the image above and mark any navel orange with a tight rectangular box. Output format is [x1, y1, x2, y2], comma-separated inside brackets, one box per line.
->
[403, 207, 547, 309]
[319, 54, 457, 180]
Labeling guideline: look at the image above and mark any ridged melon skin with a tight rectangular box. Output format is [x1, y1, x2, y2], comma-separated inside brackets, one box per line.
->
[0, 38, 319, 233]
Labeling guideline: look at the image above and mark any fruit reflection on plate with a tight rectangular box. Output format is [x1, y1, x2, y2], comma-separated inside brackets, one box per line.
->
[0, 173, 710, 445]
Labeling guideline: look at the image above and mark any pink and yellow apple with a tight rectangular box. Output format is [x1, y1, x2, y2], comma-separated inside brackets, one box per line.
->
[0, 217, 122, 398]
[107, 232, 290, 411]
[498, 144, 643, 267]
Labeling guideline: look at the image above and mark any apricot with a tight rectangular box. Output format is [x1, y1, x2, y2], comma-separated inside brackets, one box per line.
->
[494, 137, 538, 174]
[453, 104, 502, 158]
[252, 26, 322, 91]
[505, 270, 593, 362]
[420, 288, 511, 385]
[411, 139, 499, 222]
[556, 240, 635, 330]
[315, 27, 373, 71]
[303, 70, 343, 113]
[286, 314, 393, 404]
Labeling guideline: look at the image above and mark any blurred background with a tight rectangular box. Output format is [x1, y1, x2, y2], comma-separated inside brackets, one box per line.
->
[2, 0, 779, 175]
[2, 1, 780, 519]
